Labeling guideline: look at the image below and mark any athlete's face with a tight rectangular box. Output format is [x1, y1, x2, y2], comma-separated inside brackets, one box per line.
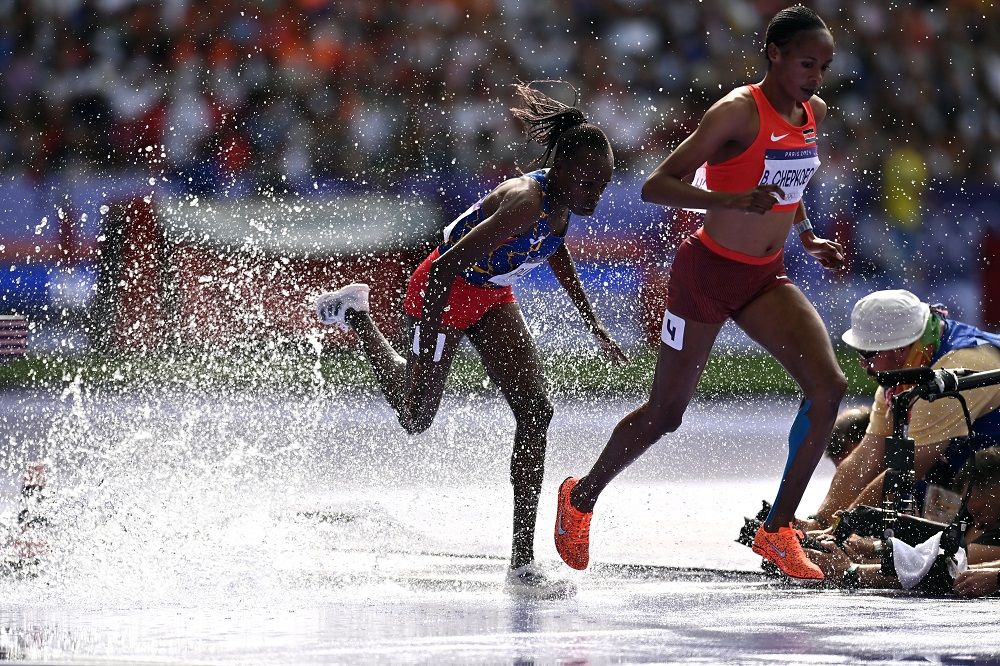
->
[558, 147, 614, 216]
[769, 29, 834, 103]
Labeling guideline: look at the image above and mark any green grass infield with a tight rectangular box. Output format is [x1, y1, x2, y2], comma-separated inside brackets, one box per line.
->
[0, 345, 877, 399]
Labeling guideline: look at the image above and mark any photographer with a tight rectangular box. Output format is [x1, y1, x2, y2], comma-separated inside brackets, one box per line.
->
[806, 290, 1000, 530]
[810, 448, 1000, 597]
[824, 406, 871, 467]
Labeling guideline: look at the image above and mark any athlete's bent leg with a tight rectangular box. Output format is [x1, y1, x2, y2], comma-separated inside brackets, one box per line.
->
[345, 310, 407, 405]
[553, 315, 721, 570]
[571, 316, 723, 513]
[732, 285, 843, 581]
[467, 303, 553, 570]
[734, 284, 847, 530]
[347, 310, 463, 435]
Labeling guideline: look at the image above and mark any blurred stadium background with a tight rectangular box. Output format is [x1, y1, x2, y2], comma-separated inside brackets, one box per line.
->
[0, 0, 998, 360]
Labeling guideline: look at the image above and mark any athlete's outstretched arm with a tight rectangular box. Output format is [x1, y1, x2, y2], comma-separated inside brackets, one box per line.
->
[641, 99, 784, 213]
[547, 244, 627, 365]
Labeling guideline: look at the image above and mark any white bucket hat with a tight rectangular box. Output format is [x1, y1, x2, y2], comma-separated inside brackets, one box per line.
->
[841, 289, 931, 352]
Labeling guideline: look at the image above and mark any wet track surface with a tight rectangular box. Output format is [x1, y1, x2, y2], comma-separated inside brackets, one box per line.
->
[1, 390, 998, 664]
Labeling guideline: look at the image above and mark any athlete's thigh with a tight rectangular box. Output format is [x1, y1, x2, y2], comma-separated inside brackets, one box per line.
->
[403, 315, 465, 411]
[648, 309, 723, 410]
[465, 303, 547, 407]
[733, 283, 840, 391]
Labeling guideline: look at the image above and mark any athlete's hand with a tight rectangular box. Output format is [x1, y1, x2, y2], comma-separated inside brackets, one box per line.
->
[802, 234, 846, 272]
[952, 569, 1000, 598]
[593, 327, 628, 366]
[722, 185, 785, 214]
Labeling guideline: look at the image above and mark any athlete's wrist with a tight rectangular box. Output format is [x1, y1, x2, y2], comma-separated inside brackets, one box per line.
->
[793, 217, 813, 236]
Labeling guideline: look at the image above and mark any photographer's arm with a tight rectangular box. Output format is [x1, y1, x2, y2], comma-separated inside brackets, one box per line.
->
[813, 432, 888, 523]
[953, 567, 1000, 598]
[850, 563, 901, 590]
[810, 538, 900, 589]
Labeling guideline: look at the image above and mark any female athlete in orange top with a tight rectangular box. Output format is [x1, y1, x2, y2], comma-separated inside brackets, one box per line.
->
[556, 6, 847, 581]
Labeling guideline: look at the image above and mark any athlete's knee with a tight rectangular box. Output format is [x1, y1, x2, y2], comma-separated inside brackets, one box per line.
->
[399, 407, 436, 435]
[400, 416, 431, 435]
[397, 389, 444, 434]
[512, 394, 554, 431]
[636, 403, 684, 439]
[803, 369, 847, 411]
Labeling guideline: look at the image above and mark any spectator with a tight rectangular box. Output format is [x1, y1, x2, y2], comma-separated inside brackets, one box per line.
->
[0, 0, 996, 302]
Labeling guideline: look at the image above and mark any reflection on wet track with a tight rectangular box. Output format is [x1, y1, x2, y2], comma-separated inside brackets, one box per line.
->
[0, 391, 996, 664]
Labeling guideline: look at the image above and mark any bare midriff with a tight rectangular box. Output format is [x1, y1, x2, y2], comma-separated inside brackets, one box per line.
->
[702, 207, 794, 257]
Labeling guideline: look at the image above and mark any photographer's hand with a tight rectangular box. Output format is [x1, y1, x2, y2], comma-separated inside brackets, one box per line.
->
[842, 534, 881, 562]
[810, 536, 852, 583]
[952, 569, 1000, 598]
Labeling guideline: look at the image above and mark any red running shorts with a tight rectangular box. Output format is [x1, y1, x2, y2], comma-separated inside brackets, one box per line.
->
[664, 226, 792, 327]
[403, 248, 516, 330]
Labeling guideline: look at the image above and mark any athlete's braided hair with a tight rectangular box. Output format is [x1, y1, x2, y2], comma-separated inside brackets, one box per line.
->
[510, 80, 610, 170]
[764, 5, 829, 64]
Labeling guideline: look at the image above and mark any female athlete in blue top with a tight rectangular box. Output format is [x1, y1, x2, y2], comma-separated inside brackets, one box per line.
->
[316, 82, 625, 598]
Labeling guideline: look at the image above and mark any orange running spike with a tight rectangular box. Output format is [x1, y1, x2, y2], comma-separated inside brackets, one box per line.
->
[752, 523, 825, 581]
[554, 477, 593, 570]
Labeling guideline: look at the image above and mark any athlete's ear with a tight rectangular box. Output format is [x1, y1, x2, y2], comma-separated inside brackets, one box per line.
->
[766, 42, 782, 66]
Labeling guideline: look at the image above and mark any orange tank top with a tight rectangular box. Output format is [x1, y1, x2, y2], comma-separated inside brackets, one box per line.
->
[704, 84, 820, 212]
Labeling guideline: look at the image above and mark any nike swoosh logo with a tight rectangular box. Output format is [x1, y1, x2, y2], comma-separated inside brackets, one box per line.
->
[770, 132, 789, 142]
[768, 541, 787, 558]
[557, 507, 567, 535]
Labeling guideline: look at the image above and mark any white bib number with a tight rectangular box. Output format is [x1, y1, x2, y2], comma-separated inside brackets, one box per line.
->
[661, 308, 686, 350]
[487, 259, 544, 286]
[758, 147, 820, 206]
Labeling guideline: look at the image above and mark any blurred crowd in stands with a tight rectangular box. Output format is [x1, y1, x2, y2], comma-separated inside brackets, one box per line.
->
[1, 0, 998, 320]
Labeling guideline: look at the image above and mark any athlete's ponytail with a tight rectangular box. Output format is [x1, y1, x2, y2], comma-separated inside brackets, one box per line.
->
[510, 81, 610, 170]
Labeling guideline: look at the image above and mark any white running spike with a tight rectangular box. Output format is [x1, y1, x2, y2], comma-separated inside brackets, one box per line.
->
[504, 562, 576, 600]
[315, 283, 370, 331]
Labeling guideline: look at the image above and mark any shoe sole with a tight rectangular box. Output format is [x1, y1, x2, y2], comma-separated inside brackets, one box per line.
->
[504, 581, 577, 600]
[751, 543, 824, 583]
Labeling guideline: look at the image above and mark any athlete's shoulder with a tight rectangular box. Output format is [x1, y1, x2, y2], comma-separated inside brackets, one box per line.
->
[698, 87, 758, 143]
[488, 173, 545, 218]
[808, 94, 828, 124]
[701, 87, 758, 133]
[706, 86, 757, 119]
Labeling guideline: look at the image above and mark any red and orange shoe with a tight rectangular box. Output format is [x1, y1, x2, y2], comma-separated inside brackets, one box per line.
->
[751, 523, 824, 582]
[554, 477, 593, 570]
